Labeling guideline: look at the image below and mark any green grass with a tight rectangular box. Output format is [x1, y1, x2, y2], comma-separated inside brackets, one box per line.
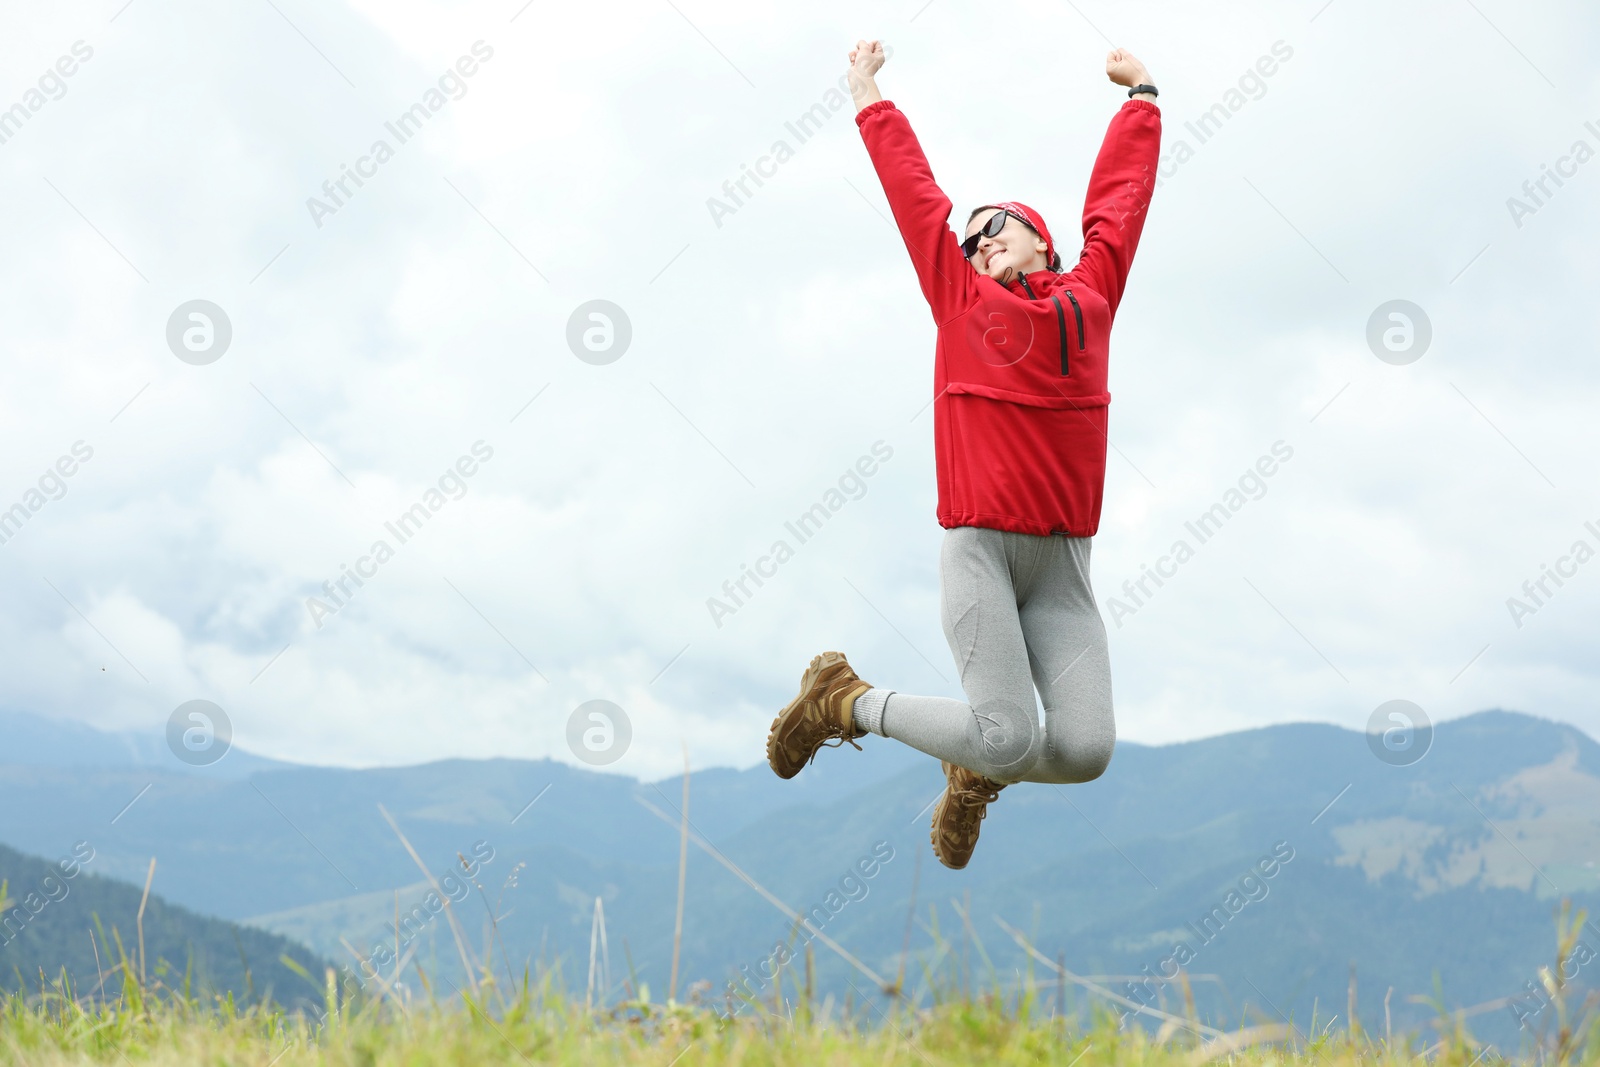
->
[4, 884, 1599, 1065]
[1, 977, 1594, 1067]
[6, 938, 1600, 1067]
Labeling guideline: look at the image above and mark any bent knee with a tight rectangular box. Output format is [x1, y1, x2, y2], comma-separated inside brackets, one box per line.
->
[1060, 737, 1114, 783]
[986, 731, 1042, 780]
[973, 699, 1041, 780]
[1029, 732, 1114, 784]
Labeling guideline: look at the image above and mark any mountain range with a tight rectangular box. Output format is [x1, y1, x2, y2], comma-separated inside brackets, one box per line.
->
[1, 706, 1595, 1047]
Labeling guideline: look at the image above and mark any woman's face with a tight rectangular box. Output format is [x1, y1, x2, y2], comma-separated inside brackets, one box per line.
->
[964, 208, 1049, 282]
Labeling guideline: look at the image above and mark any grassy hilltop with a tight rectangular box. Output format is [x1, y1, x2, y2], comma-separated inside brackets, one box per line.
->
[2, 879, 1596, 1067]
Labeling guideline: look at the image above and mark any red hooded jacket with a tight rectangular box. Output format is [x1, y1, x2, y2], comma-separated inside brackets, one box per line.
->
[855, 98, 1161, 537]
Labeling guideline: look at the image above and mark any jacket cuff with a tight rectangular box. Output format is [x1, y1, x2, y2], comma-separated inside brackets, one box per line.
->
[855, 99, 898, 126]
[1124, 98, 1160, 116]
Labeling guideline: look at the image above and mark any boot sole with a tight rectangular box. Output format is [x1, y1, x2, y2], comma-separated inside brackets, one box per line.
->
[931, 761, 977, 869]
[766, 651, 862, 779]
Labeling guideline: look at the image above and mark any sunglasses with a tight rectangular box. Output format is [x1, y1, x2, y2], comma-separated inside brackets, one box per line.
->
[961, 209, 1039, 261]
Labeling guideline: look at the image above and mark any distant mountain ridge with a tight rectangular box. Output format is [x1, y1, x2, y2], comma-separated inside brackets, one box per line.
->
[1, 706, 1594, 1047]
[0, 707, 295, 779]
[0, 839, 327, 1007]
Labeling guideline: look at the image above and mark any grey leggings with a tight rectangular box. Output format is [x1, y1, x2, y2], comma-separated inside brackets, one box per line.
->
[873, 526, 1115, 785]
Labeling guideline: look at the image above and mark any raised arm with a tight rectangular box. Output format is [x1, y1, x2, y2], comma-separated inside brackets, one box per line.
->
[1071, 49, 1163, 319]
[849, 40, 977, 326]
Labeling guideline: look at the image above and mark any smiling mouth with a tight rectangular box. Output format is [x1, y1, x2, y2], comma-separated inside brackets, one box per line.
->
[985, 248, 1002, 269]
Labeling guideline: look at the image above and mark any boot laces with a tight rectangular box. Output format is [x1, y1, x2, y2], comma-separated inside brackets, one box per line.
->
[952, 778, 1002, 818]
[805, 726, 863, 765]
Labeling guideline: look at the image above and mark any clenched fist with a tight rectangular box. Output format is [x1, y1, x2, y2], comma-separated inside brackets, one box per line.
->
[848, 38, 887, 111]
[1105, 48, 1151, 88]
[849, 39, 886, 80]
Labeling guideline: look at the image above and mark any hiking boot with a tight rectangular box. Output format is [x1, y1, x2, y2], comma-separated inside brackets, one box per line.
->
[766, 651, 871, 779]
[931, 761, 1006, 869]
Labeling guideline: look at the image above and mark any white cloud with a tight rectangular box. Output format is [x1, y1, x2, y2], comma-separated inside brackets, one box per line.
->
[1, 0, 1597, 780]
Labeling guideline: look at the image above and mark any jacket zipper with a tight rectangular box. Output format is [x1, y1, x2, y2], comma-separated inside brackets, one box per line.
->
[1017, 273, 1082, 376]
[1049, 296, 1071, 376]
[1064, 289, 1086, 352]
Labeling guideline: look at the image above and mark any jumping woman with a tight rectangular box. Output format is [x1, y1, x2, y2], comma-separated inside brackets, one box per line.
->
[765, 40, 1162, 869]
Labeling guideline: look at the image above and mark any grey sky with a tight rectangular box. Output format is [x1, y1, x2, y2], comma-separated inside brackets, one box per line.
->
[0, 0, 1595, 779]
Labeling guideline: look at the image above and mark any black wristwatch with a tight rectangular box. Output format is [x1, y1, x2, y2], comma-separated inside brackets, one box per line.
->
[1128, 84, 1158, 98]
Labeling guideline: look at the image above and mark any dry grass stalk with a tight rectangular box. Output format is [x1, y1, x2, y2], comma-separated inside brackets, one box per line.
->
[377, 803, 480, 1000]
[135, 857, 156, 988]
[634, 794, 889, 989]
[670, 744, 690, 1002]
